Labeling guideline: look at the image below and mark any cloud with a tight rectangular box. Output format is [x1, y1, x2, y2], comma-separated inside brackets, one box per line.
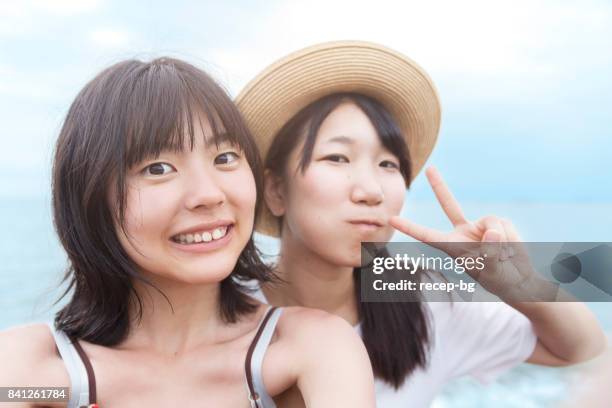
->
[209, 0, 612, 99]
[0, 64, 58, 101]
[31, 0, 101, 16]
[0, 0, 102, 37]
[89, 28, 129, 47]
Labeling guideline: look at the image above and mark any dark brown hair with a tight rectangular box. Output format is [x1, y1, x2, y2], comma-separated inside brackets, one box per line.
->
[52, 57, 271, 345]
[265, 93, 431, 388]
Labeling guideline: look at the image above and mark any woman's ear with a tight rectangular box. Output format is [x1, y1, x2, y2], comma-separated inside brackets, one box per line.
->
[264, 169, 286, 217]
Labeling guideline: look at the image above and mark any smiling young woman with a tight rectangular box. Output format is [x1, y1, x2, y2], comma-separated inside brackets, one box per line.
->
[0, 57, 375, 408]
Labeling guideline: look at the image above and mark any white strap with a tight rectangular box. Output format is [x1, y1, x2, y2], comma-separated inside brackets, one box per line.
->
[249, 307, 283, 408]
[47, 322, 90, 408]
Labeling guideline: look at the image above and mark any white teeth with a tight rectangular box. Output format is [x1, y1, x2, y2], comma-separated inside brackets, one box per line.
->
[174, 226, 229, 245]
[212, 228, 224, 240]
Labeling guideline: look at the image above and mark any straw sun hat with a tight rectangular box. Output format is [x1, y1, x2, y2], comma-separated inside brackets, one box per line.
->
[236, 40, 441, 237]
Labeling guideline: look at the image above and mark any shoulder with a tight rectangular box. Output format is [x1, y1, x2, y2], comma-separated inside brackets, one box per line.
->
[0, 323, 57, 363]
[427, 302, 535, 368]
[0, 323, 69, 387]
[430, 300, 529, 328]
[275, 306, 368, 366]
[276, 306, 356, 341]
[272, 307, 375, 406]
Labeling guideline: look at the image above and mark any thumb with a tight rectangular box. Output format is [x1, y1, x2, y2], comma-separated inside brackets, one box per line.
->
[482, 229, 502, 261]
[483, 229, 502, 243]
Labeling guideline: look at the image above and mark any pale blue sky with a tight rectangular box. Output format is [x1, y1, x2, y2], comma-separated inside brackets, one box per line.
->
[1, 0, 611, 202]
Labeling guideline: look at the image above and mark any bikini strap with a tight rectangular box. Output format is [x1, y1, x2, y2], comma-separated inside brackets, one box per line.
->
[244, 307, 283, 408]
[46, 322, 98, 408]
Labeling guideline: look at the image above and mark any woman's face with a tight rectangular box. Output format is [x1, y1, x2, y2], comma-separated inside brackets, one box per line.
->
[271, 102, 406, 266]
[113, 120, 256, 285]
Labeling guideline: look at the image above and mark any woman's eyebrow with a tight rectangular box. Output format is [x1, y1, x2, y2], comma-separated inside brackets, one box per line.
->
[325, 135, 354, 145]
[204, 131, 232, 147]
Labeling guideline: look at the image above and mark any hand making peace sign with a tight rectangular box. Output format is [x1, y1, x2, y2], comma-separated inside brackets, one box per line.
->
[390, 167, 539, 300]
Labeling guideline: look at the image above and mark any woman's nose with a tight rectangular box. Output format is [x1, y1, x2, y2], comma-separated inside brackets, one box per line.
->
[350, 171, 384, 206]
[183, 171, 225, 210]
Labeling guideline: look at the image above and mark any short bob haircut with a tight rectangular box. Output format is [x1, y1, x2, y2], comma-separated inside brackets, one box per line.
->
[52, 57, 271, 345]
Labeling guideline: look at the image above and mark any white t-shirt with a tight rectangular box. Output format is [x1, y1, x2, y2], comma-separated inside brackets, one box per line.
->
[248, 284, 537, 408]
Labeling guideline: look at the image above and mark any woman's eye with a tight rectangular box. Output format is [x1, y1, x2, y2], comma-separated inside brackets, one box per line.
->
[143, 162, 175, 176]
[323, 154, 349, 163]
[215, 151, 240, 165]
[380, 160, 400, 169]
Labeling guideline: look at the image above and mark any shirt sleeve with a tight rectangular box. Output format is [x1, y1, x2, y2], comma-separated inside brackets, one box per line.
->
[432, 301, 538, 385]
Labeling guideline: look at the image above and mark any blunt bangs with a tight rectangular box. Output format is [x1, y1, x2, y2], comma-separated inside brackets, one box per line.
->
[122, 60, 249, 169]
[52, 57, 269, 345]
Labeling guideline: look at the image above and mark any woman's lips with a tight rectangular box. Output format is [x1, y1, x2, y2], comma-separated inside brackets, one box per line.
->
[171, 219, 234, 236]
[347, 218, 384, 226]
[347, 220, 384, 233]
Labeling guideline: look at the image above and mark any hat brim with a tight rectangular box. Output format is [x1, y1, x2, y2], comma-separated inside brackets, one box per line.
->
[236, 41, 441, 237]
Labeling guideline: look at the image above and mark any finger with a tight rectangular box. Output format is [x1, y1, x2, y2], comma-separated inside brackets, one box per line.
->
[478, 216, 508, 241]
[481, 229, 502, 265]
[500, 218, 527, 259]
[425, 166, 468, 227]
[500, 218, 522, 242]
[479, 216, 508, 260]
[389, 215, 447, 243]
[483, 229, 502, 244]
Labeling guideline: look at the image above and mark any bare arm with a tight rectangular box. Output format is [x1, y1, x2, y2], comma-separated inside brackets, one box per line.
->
[510, 301, 607, 365]
[291, 311, 376, 408]
[0, 325, 68, 408]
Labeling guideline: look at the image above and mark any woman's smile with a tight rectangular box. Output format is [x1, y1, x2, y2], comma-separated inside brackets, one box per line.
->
[170, 219, 234, 244]
[169, 223, 235, 253]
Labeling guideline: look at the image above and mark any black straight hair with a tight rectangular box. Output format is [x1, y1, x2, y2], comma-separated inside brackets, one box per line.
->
[52, 57, 272, 345]
[265, 93, 431, 388]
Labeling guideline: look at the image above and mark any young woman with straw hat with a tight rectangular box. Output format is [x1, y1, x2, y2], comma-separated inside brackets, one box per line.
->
[0, 57, 375, 408]
[236, 41, 606, 407]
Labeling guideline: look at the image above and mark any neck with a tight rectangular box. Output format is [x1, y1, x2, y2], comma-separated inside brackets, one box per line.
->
[264, 233, 359, 325]
[123, 275, 229, 356]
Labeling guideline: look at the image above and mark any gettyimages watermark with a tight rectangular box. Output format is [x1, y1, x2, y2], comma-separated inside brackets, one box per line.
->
[360, 242, 612, 302]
